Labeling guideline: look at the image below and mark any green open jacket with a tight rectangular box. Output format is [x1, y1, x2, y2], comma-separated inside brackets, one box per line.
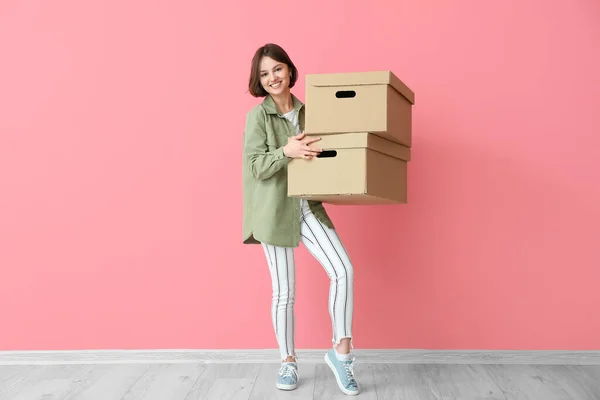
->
[242, 94, 334, 247]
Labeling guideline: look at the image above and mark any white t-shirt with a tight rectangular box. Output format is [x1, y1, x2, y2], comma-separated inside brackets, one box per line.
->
[282, 109, 301, 135]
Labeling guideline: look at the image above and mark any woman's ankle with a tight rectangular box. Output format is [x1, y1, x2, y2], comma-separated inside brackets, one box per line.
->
[335, 338, 351, 354]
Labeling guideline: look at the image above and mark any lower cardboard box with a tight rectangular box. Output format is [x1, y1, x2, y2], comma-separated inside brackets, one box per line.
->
[287, 132, 410, 205]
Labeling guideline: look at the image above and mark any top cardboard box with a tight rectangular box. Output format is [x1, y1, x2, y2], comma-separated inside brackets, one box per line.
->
[305, 71, 415, 147]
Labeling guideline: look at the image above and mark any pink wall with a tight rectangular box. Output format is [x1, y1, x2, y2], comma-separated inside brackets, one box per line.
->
[1, 0, 599, 351]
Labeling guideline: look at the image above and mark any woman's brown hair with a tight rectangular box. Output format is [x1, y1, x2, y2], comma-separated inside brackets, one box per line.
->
[248, 43, 298, 97]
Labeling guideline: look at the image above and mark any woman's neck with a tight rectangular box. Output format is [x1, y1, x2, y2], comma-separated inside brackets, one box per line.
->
[271, 92, 294, 114]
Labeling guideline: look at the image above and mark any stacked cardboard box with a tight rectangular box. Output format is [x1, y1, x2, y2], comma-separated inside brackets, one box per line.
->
[288, 71, 415, 205]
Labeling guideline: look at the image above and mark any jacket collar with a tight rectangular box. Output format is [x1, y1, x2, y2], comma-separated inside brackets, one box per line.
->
[262, 93, 304, 116]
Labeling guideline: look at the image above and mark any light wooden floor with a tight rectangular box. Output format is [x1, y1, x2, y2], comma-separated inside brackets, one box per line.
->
[1, 362, 599, 399]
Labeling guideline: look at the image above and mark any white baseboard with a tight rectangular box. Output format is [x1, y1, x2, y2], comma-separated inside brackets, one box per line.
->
[1, 349, 600, 366]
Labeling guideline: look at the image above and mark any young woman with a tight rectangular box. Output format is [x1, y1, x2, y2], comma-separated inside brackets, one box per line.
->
[242, 43, 360, 396]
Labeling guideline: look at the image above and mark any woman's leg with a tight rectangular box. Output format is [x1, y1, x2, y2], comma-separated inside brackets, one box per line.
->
[261, 243, 297, 362]
[298, 199, 359, 395]
[298, 200, 354, 353]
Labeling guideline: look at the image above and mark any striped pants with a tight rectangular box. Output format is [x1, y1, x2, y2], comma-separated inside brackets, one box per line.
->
[261, 199, 354, 361]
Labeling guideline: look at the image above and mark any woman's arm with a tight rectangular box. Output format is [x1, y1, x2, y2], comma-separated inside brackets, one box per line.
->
[243, 107, 291, 180]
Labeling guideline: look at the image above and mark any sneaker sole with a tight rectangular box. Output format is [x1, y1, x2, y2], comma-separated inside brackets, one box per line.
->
[276, 382, 297, 390]
[324, 353, 359, 396]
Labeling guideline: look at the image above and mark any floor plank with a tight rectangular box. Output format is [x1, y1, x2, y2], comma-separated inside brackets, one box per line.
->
[0, 365, 39, 395]
[121, 363, 204, 400]
[0, 365, 95, 400]
[372, 364, 438, 400]
[484, 364, 574, 400]
[184, 363, 261, 400]
[538, 365, 600, 400]
[579, 365, 600, 383]
[427, 364, 506, 399]
[58, 364, 151, 400]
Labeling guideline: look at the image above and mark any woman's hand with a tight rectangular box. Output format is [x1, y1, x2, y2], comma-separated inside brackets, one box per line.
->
[283, 132, 322, 159]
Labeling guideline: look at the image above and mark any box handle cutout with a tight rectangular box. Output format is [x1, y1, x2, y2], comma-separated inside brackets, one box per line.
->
[335, 90, 356, 98]
[317, 150, 337, 158]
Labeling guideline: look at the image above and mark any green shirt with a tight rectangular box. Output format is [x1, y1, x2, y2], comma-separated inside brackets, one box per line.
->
[242, 94, 334, 247]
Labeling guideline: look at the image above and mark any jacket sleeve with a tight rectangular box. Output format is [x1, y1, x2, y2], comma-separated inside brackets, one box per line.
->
[244, 107, 291, 180]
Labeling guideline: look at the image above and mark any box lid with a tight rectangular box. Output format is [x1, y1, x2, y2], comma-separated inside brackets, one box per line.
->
[306, 70, 415, 104]
[311, 132, 411, 161]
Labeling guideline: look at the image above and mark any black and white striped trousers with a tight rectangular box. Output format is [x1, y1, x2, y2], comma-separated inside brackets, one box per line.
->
[261, 199, 354, 360]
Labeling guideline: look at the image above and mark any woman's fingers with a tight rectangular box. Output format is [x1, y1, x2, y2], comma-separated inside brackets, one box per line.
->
[303, 145, 321, 154]
[304, 136, 321, 144]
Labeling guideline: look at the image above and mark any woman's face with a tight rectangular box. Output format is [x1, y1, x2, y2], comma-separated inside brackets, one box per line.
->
[259, 56, 290, 97]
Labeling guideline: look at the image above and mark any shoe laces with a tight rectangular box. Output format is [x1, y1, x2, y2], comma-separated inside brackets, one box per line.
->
[279, 363, 298, 380]
[343, 357, 358, 384]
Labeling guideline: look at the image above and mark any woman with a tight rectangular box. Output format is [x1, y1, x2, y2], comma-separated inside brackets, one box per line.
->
[242, 43, 360, 396]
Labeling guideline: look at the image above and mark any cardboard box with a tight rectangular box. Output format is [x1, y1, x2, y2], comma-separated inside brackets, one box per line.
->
[305, 71, 415, 147]
[287, 132, 409, 205]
